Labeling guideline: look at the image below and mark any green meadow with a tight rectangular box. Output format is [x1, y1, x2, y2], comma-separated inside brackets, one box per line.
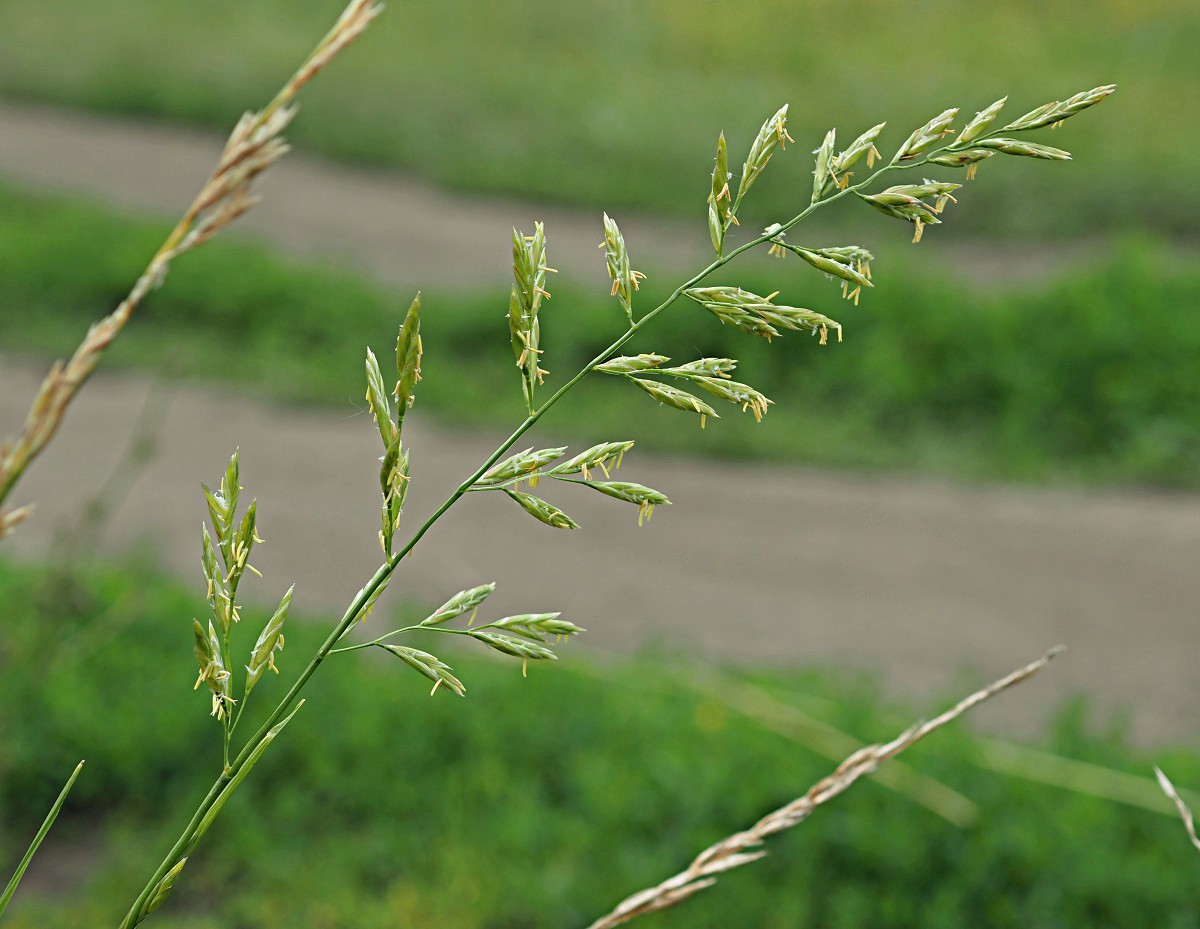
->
[0, 0, 1196, 235]
[3, 183, 1197, 486]
[3, 558, 1198, 929]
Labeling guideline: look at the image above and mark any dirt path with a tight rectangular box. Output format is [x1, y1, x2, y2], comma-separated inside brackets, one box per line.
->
[1, 102, 1196, 744]
[4, 358, 1198, 744]
[0, 101, 1100, 288]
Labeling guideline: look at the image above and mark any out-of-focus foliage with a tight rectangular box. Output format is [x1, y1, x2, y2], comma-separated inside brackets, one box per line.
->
[3, 184, 1198, 485]
[0, 0, 1196, 235]
[1, 558, 1198, 928]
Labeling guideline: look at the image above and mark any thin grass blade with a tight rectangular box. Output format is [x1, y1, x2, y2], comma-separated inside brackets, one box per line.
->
[0, 760, 85, 917]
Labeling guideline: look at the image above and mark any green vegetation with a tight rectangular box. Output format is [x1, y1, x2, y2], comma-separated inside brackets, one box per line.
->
[4, 183, 1198, 486]
[1, 557, 1197, 928]
[1, 0, 1196, 235]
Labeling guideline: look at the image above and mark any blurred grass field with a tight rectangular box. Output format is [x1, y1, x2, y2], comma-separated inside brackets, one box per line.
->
[3, 557, 1199, 929]
[0, 0, 1197, 236]
[3, 182, 1198, 486]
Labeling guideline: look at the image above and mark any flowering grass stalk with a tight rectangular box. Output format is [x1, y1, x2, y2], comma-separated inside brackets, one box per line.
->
[0, 2, 1118, 919]
[117, 79, 1112, 925]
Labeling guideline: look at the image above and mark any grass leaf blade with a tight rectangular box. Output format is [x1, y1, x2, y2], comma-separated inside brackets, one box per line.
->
[0, 759, 85, 917]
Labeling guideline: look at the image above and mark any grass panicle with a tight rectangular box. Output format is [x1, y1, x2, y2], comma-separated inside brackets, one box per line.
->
[111, 82, 1112, 922]
[0, 18, 1121, 918]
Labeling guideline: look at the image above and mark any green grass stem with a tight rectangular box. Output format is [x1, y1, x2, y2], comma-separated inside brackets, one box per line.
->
[0, 760, 85, 918]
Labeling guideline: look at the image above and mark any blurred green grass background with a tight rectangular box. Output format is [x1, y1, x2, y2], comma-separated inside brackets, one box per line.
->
[3, 558, 1199, 929]
[0, 0, 1197, 236]
[2, 0, 1196, 485]
[4, 184, 1198, 485]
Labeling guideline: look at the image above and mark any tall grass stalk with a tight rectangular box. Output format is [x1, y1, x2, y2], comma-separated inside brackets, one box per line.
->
[0, 0, 381, 540]
[122, 84, 1115, 926]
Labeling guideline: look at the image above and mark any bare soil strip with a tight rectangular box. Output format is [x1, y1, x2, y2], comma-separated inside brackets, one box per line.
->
[3, 359, 1197, 743]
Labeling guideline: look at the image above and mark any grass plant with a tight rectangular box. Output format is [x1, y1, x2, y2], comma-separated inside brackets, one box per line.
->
[4, 1, 1190, 925]
[0, 0, 383, 540]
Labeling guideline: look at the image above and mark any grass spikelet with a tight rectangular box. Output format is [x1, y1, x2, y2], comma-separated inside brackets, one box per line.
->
[735, 104, 792, 207]
[895, 107, 958, 161]
[1155, 767, 1200, 854]
[503, 489, 580, 529]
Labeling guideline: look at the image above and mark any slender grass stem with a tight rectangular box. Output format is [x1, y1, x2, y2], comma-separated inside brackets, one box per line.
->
[0, 761, 84, 918]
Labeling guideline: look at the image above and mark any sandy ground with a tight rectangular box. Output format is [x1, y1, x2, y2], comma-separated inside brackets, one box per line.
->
[5, 359, 1198, 744]
[1, 102, 1198, 744]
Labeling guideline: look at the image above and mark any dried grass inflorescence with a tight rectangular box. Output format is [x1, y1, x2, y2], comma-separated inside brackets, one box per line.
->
[1155, 767, 1200, 854]
[585, 649, 1063, 929]
[0, 0, 382, 543]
